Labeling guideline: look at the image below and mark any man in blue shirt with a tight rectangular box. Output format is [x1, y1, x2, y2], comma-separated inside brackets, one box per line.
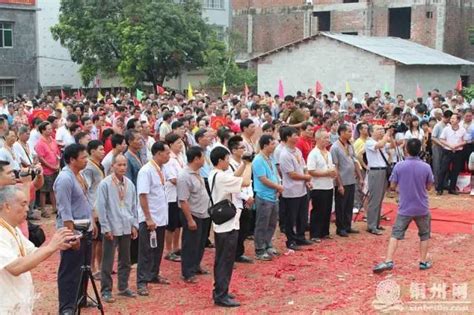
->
[54, 144, 96, 315]
[252, 135, 283, 261]
[373, 139, 434, 274]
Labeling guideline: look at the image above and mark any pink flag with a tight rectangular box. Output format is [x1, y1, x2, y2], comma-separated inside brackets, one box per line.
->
[455, 78, 463, 92]
[60, 89, 66, 100]
[416, 84, 423, 98]
[244, 83, 249, 102]
[278, 79, 284, 99]
[156, 85, 165, 95]
[316, 81, 323, 94]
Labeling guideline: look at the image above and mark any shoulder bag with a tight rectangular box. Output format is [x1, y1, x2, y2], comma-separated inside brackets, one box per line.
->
[207, 172, 237, 225]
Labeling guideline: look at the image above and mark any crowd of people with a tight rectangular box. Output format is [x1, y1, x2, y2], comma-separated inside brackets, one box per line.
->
[0, 86, 473, 314]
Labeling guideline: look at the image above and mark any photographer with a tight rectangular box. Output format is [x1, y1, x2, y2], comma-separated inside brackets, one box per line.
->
[0, 185, 77, 314]
[208, 146, 251, 307]
[365, 125, 395, 235]
[54, 144, 96, 315]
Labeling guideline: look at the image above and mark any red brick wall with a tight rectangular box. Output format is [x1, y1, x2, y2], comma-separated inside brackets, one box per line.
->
[252, 11, 305, 53]
[444, 1, 474, 60]
[410, 5, 437, 49]
[331, 10, 366, 33]
[232, 15, 249, 52]
[233, 0, 303, 10]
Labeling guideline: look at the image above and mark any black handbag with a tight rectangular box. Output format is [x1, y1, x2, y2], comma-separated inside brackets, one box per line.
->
[378, 149, 392, 181]
[28, 221, 46, 247]
[207, 172, 237, 225]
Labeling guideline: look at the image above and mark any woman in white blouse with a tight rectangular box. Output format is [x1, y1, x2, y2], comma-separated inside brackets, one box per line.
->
[404, 116, 425, 154]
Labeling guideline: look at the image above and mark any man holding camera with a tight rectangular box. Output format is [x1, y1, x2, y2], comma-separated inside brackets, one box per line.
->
[54, 144, 96, 315]
[208, 146, 251, 307]
[0, 185, 77, 314]
[365, 125, 395, 235]
[227, 136, 254, 264]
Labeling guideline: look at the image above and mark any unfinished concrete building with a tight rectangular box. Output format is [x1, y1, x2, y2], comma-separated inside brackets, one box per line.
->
[232, 0, 474, 80]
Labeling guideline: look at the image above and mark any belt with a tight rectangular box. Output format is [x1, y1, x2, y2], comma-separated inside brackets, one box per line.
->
[370, 167, 387, 170]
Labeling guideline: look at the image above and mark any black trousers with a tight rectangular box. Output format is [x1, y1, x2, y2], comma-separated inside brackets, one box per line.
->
[213, 229, 238, 302]
[310, 189, 333, 238]
[282, 195, 308, 247]
[58, 232, 92, 313]
[278, 196, 286, 232]
[334, 184, 355, 233]
[436, 150, 464, 192]
[136, 223, 165, 289]
[235, 208, 251, 259]
[180, 212, 210, 279]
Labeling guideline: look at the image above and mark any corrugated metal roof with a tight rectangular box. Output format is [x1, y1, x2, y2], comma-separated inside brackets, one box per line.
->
[249, 32, 474, 66]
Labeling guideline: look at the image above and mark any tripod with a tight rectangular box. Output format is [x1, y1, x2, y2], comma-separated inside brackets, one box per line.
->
[74, 234, 104, 315]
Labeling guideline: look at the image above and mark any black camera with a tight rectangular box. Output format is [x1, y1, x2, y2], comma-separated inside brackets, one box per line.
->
[19, 167, 41, 180]
[242, 152, 255, 162]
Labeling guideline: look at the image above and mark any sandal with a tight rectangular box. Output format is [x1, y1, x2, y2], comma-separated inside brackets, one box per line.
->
[150, 276, 170, 285]
[182, 276, 198, 284]
[137, 287, 149, 296]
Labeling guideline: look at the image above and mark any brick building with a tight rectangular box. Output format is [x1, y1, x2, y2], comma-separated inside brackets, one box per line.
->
[233, 0, 474, 79]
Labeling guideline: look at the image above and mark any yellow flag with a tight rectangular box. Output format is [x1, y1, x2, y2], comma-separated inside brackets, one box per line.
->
[222, 81, 227, 96]
[97, 90, 104, 101]
[345, 81, 351, 93]
[187, 82, 193, 100]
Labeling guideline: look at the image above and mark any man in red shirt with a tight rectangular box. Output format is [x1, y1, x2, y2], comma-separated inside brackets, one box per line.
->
[34, 121, 60, 218]
[296, 122, 315, 162]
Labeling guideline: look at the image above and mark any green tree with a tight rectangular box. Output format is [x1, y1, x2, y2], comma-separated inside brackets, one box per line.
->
[204, 32, 256, 90]
[51, 0, 212, 87]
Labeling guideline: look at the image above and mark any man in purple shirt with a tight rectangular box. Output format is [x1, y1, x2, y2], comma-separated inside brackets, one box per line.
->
[373, 139, 434, 273]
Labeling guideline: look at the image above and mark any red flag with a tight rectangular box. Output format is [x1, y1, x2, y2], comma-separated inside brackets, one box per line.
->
[455, 78, 463, 92]
[210, 116, 227, 130]
[60, 89, 66, 100]
[244, 83, 249, 102]
[156, 85, 165, 95]
[416, 84, 423, 98]
[315, 81, 323, 94]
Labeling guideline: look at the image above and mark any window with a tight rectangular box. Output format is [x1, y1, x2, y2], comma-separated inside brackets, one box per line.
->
[0, 22, 13, 48]
[342, 32, 358, 35]
[203, 0, 224, 9]
[426, 11, 433, 19]
[343, 0, 359, 3]
[388, 8, 411, 39]
[0, 80, 15, 97]
[313, 11, 331, 32]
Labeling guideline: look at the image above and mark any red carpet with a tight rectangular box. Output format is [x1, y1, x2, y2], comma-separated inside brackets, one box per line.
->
[356, 203, 474, 235]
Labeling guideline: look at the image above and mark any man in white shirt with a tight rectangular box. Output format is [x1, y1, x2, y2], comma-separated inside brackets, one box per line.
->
[208, 146, 251, 307]
[55, 114, 78, 150]
[365, 125, 395, 235]
[307, 129, 337, 242]
[13, 126, 34, 168]
[227, 136, 254, 264]
[0, 185, 76, 314]
[136, 141, 171, 296]
[436, 114, 469, 195]
[101, 134, 127, 176]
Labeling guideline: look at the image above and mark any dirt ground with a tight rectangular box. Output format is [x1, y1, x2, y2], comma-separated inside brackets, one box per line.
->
[31, 193, 474, 314]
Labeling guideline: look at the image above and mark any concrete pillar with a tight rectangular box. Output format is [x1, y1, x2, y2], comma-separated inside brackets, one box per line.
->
[247, 13, 253, 55]
[435, 1, 446, 51]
